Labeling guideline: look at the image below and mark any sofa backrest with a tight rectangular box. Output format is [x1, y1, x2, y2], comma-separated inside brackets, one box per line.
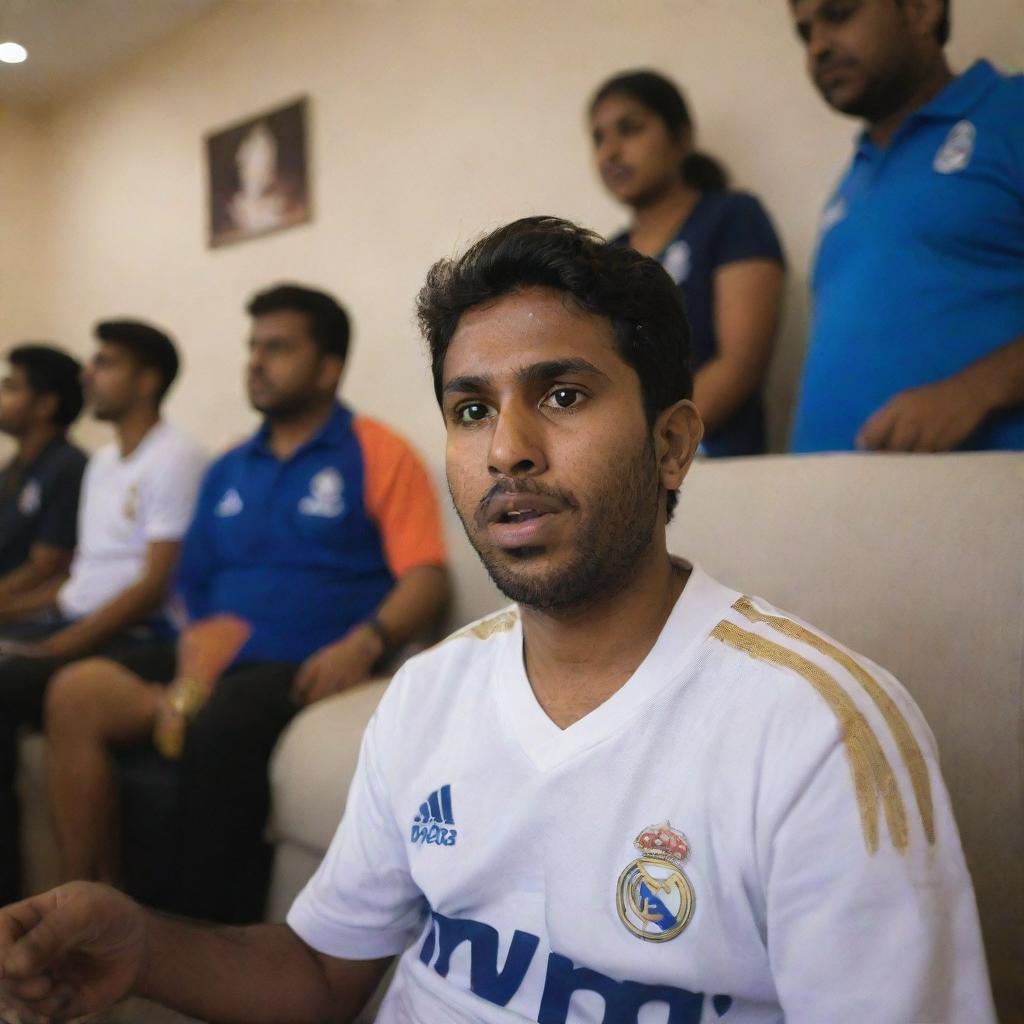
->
[669, 452, 1023, 1016]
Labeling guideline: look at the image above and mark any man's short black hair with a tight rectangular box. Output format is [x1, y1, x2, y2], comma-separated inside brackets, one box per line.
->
[8, 344, 84, 428]
[897, 0, 950, 44]
[416, 216, 693, 519]
[246, 284, 351, 361]
[94, 320, 180, 404]
[936, 0, 950, 45]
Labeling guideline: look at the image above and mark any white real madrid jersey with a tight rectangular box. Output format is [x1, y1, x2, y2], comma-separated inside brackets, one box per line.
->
[57, 420, 206, 619]
[288, 565, 994, 1024]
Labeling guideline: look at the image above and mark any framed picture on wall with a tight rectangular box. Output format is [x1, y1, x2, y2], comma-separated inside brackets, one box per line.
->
[205, 97, 311, 248]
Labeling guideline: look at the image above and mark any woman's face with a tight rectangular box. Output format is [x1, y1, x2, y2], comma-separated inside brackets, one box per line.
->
[590, 92, 689, 208]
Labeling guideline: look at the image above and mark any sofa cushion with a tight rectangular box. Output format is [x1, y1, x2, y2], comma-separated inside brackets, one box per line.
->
[267, 679, 389, 853]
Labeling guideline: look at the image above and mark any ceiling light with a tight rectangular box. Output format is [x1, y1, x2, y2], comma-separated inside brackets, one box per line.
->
[0, 42, 28, 64]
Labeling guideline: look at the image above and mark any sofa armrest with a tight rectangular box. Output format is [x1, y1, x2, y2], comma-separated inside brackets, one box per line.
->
[267, 679, 389, 890]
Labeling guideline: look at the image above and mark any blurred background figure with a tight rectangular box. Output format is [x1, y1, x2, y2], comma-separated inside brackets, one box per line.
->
[0, 345, 86, 617]
[0, 320, 206, 908]
[589, 69, 785, 457]
[44, 284, 449, 924]
[789, 0, 1024, 452]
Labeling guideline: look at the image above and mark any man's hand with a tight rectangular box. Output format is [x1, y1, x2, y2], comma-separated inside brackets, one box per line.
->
[0, 883, 146, 1021]
[856, 375, 990, 452]
[292, 626, 383, 706]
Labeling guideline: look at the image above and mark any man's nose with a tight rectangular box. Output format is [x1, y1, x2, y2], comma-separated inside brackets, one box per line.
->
[807, 21, 833, 64]
[597, 132, 620, 165]
[488, 402, 546, 478]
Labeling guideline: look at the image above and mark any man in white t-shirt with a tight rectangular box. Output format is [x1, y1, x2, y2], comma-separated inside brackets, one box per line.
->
[0, 219, 995, 1022]
[0, 319, 205, 906]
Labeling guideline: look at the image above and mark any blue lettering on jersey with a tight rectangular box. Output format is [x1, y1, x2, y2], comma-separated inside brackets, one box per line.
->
[418, 911, 734, 1022]
[411, 784, 457, 846]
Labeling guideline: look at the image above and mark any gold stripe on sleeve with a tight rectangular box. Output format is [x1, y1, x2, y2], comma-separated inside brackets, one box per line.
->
[466, 609, 518, 641]
[732, 597, 934, 845]
[711, 620, 908, 855]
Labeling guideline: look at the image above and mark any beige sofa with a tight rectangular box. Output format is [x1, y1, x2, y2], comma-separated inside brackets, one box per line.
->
[19, 452, 1024, 1021]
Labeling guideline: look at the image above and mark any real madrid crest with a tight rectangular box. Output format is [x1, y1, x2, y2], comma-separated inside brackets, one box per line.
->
[616, 821, 695, 942]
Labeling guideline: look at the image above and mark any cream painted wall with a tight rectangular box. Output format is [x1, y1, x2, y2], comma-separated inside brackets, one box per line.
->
[3, 0, 1023, 469]
[0, 106, 52, 342]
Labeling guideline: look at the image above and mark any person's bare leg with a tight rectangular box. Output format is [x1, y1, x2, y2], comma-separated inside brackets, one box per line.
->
[45, 659, 164, 883]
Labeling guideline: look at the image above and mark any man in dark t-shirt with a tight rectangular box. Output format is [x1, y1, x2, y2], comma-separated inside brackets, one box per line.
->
[0, 345, 86, 631]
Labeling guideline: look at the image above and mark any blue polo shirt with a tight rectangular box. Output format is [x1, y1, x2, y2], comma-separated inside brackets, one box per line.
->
[177, 404, 398, 665]
[792, 60, 1024, 452]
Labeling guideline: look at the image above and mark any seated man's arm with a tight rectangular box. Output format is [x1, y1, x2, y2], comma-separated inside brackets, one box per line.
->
[0, 882, 390, 1024]
[293, 562, 448, 704]
[0, 450, 83, 614]
[0, 560, 70, 622]
[39, 539, 181, 659]
[858, 335, 1024, 451]
[294, 419, 449, 705]
[0, 542, 72, 604]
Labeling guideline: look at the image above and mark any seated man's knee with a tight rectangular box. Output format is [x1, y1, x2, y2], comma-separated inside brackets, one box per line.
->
[46, 659, 125, 738]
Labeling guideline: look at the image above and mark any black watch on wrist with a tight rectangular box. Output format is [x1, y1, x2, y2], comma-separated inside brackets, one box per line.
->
[365, 616, 393, 657]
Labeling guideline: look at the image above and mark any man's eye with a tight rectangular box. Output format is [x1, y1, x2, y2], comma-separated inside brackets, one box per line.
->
[458, 403, 492, 423]
[544, 388, 584, 410]
[822, 1, 856, 23]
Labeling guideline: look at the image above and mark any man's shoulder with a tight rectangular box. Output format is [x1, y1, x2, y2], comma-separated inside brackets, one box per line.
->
[378, 606, 519, 718]
[352, 413, 424, 468]
[980, 61, 1024, 109]
[202, 437, 255, 476]
[149, 420, 206, 461]
[709, 595, 914, 707]
[84, 440, 119, 474]
[707, 594, 933, 768]
[40, 439, 87, 477]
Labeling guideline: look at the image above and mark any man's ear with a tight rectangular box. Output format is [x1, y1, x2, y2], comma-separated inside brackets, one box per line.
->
[32, 391, 59, 426]
[653, 399, 703, 494]
[904, 0, 945, 44]
[318, 354, 345, 394]
[138, 366, 163, 407]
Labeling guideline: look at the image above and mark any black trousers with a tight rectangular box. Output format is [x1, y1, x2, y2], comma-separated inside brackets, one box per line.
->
[0, 639, 177, 907]
[173, 660, 299, 923]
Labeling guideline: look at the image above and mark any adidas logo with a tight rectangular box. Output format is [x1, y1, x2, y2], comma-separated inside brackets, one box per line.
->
[410, 784, 457, 847]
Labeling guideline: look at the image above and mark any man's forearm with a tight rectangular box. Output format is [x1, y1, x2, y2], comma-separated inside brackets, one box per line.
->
[138, 918, 339, 1024]
[0, 575, 65, 622]
[41, 577, 167, 658]
[0, 544, 71, 603]
[957, 336, 1024, 414]
[372, 564, 449, 650]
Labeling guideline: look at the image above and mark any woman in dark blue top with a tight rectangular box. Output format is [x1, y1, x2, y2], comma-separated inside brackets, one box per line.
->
[590, 70, 785, 456]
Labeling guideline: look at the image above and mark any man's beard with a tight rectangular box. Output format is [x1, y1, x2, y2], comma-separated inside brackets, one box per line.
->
[454, 436, 663, 613]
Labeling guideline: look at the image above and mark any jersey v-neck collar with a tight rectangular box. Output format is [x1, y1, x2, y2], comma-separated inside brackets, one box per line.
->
[495, 563, 740, 771]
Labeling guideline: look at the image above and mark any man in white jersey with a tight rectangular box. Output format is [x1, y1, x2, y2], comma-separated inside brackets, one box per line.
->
[0, 320, 205, 907]
[0, 218, 994, 1022]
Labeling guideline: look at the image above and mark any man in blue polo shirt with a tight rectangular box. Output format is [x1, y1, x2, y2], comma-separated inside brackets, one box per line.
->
[789, 0, 1024, 452]
[43, 284, 449, 923]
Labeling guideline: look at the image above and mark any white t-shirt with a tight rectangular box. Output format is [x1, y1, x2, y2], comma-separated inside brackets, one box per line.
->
[57, 421, 206, 620]
[288, 565, 995, 1024]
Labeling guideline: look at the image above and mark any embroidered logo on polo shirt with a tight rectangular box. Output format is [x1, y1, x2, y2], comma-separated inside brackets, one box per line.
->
[660, 240, 691, 284]
[410, 784, 457, 847]
[934, 120, 975, 174]
[298, 468, 344, 518]
[616, 821, 695, 942]
[17, 479, 40, 516]
[821, 197, 847, 233]
[123, 484, 139, 522]
[215, 489, 244, 517]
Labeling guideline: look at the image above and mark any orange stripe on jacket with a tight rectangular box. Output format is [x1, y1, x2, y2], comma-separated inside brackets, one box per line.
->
[353, 415, 447, 579]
